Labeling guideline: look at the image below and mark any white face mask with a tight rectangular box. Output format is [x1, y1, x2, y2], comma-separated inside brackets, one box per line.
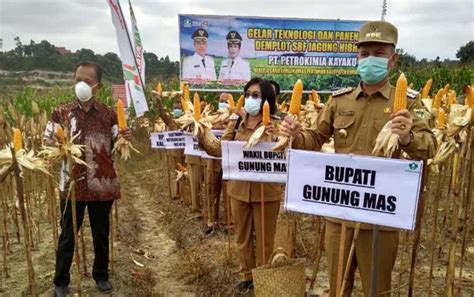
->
[75, 81, 97, 102]
[244, 97, 262, 116]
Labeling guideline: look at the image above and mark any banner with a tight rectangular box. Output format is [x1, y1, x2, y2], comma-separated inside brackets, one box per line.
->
[285, 150, 423, 230]
[221, 141, 287, 183]
[107, 0, 148, 116]
[150, 131, 186, 149]
[179, 14, 365, 92]
[184, 130, 224, 159]
[129, 0, 145, 88]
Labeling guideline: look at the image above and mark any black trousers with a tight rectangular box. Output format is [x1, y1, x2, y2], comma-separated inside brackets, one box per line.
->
[54, 199, 114, 286]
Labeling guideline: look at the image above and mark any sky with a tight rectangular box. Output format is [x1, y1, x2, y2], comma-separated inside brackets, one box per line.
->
[0, 0, 472, 61]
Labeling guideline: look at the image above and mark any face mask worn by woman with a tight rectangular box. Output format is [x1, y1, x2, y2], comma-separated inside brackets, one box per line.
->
[173, 108, 183, 118]
[75, 81, 98, 102]
[218, 102, 229, 110]
[356, 55, 392, 85]
[244, 97, 262, 116]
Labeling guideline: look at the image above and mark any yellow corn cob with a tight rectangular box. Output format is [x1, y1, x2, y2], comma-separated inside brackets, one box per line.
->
[262, 101, 270, 126]
[181, 96, 190, 113]
[421, 78, 433, 98]
[442, 84, 450, 96]
[228, 94, 235, 109]
[193, 93, 201, 121]
[466, 86, 474, 108]
[117, 99, 127, 130]
[155, 82, 162, 95]
[311, 89, 319, 104]
[279, 100, 287, 112]
[433, 88, 443, 109]
[183, 83, 190, 101]
[437, 109, 446, 129]
[447, 91, 457, 107]
[13, 128, 22, 152]
[408, 82, 414, 89]
[393, 73, 407, 113]
[236, 95, 245, 110]
[289, 79, 303, 115]
[55, 126, 66, 144]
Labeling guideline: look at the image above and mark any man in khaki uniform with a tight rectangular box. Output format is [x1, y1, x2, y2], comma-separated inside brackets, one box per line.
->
[281, 21, 436, 296]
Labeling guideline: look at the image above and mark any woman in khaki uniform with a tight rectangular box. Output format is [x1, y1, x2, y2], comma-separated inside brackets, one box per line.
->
[198, 78, 282, 294]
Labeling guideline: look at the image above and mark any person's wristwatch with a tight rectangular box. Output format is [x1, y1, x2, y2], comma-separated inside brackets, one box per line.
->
[399, 130, 414, 147]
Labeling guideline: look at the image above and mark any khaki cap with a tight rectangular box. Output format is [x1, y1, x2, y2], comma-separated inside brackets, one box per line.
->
[357, 20, 398, 46]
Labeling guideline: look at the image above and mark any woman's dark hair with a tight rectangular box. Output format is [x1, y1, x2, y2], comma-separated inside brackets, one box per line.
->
[268, 80, 280, 96]
[244, 77, 277, 115]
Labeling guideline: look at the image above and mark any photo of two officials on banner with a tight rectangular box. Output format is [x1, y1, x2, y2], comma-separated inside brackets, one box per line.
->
[181, 28, 251, 83]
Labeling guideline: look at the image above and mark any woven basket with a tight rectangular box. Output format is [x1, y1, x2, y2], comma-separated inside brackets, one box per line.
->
[252, 248, 306, 297]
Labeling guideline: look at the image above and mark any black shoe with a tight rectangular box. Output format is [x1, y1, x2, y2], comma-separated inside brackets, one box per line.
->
[96, 280, 113, 292]
[235, 280, 253, 294]
[53, 285, 69, 297]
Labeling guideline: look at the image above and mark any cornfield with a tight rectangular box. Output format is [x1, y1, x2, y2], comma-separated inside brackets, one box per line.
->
[0, 77, 472, 296]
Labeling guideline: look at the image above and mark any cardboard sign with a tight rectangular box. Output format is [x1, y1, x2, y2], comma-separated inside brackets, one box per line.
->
[285, 149, 423, 230]
[150, 131, 186, 149]
[221, 141, 287, 183]
[184, 130, 224, 159]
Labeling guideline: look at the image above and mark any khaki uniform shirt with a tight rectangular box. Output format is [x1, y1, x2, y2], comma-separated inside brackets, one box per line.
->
[293, 81, 436, 230]
[200, 115, 283, 203]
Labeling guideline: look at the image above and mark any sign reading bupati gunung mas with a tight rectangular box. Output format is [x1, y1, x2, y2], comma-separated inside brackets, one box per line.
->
[179, 14, 365, 92]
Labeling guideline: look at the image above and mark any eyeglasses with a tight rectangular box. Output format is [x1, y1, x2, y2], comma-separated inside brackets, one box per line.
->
[244, 92, 261, 100]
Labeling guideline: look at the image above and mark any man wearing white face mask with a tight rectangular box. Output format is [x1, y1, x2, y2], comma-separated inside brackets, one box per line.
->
[281, 21, 436, 296]
[44, 61, 132, 297]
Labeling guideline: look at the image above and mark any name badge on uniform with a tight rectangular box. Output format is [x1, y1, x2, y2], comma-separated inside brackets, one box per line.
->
[194, 65, 201, 68]
[338, 111, 354, 116]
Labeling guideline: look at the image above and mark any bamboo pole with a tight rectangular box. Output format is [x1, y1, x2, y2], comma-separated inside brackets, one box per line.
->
[11, 147, 36, 296]
[408, 164, 429, 297]
[444, 152, 461, 297]
[66, 152, 82, 296]
[340, 223, 361, 297]
[224, 181, 232, 265]
[397, 231, 409, 297]
[428, 165, 448, 296]
[458, 128, 473, 290]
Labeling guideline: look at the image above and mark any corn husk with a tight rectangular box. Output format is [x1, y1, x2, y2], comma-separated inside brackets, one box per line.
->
[112, 136, 140, 161]
[39, 131, 88, 167]
[0, 147, 50, 177]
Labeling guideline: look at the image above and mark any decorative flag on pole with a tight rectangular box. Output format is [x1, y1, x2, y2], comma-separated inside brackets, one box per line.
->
[129, 0, 145, 88]
[106, 0, 148, 117]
